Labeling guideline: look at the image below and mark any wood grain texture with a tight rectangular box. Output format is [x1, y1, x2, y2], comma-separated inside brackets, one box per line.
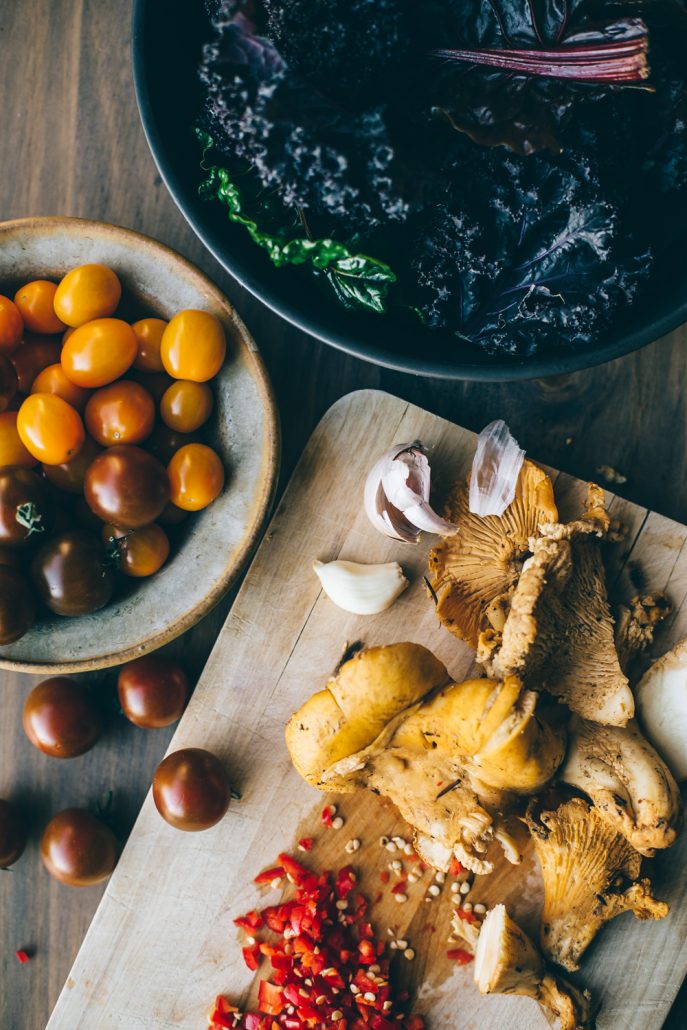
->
[47, 391, 687, 1030]
[0, 1, 686, 1028]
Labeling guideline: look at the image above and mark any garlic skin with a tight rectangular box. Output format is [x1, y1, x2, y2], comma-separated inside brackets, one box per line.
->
[364, 442, 457, 544]
[313, 559, 409, 615]
[469, 420, 525, 518]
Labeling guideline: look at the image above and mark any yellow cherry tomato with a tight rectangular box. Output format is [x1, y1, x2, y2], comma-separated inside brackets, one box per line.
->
[0, 411, 38, 468]
[14, 281, 66, 334]
[53, 264, 122, 328]
[160, 310, 226, 382]
[102, 522, 170, 578]
[61, 318, 137, 388]
[31, 363, 91, 411]
[17, 394, 85, 466]
[160, 380, 214, 433]
[0, 296, 24, 356]
[167, 443, 224, 511]
[132, 317, 167, 372]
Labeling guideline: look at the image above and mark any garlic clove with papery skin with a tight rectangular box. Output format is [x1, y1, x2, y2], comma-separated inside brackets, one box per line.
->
[313, 559, 409, 615]
[364, 442, 457, 544]
[469, 420, 525, 518]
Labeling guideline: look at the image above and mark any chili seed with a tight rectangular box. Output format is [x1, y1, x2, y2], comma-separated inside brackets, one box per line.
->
[345, 838, 360, 854]
[315, 995, 326, 1005]
[390, 859, 402, 873]
[332, 1012, 343, 1021]
[394, 892, 408, 904]
[435, 871, 446, 884]
[385, 841, 398, 853]
[350, 984, 361, 995]
[336, 899, 348, 910]
[395, 939, 408, 950]
[364, 991, 376, 1002]
[404, 948, 415, 961]
[332, 816, 344, 830]
[463, 901, 473, 912]
[451, 882, 460, 894]
[403, 842, 414, 856]
[474, 903, 487, 915]
[459, 881, 471, 895]
[407, 872, 419, 883]
[428, 884, 441, 897]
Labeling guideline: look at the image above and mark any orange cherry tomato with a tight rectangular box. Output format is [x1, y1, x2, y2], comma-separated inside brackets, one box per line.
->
[11, 334, 62, 393]
[14, 281, 66, 335]
[160, 310, 226, 382]
[53, 264, 122, 328]
[160, 380, 214, 433]
[17, 394, 85, 466]
[0, 297, 24, 356]
[43, 435, 101, 494]
[31, 363, 90, 411]
[132, 317, 167, 372]
[85, 380, 155, 446]
[0, 411, 38, 468]
[102, 522, 170, 578]
[61, 318, 137, 388]
[167, 443, 225, 511]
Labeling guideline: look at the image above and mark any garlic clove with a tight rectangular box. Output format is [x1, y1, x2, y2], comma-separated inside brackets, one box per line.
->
[313, 559, 409, 615]
[469, 420, 525, 518]
[365, 442, 457, 543]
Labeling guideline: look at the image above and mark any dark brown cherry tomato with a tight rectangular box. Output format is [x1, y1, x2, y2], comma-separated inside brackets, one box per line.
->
[103, 522, 169, 578]
[146, 424, 205, 465]
[40, 808, 118, 887]
[0, 799, 27, 867]
[152, 748, 231, 831]
[84, 445, 169, 528]
[0, 547, 20, 568]
[117, 654, 190, 729]
[10, 334, 62, 393]
[23, 677, 102, 758]
[71, 495, 104, 532]
[0, 467, 54, 548]
[0, 566, 35, 644]
[31, 530, 116, 616]
[43, 435, 102, 495]
[85, 380, 155, 446]
[0, 355, 18, 414]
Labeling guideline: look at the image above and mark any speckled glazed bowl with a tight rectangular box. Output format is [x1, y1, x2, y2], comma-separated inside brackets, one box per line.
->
[0, 216, 279, 673]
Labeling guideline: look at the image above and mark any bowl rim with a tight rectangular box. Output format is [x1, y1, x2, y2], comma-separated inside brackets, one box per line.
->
[0, 214, 281, 673]
[130, 0, 687, 382]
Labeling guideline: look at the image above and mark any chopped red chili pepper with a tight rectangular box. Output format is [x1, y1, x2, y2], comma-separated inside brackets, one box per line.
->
[390, 880, 408, 895]
[447, 947, 474, 965]
[242, 943, 262, 971]
[449, 857, 464, 878]
[455, 907, 479, 924]
[234, 910, 263, 933]
[254, 865, 285, 886]
[321, 805, 335, 828]
[15, 949, 31, 964]
[379, 870, 390, 884]
[297, 837, 313, 851]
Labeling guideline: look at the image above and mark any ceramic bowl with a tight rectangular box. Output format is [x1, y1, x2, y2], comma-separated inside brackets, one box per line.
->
[0, 216, 279, 673]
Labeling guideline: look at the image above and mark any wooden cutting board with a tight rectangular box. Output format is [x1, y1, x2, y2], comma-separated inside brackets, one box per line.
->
[47, 390, 687, 1030]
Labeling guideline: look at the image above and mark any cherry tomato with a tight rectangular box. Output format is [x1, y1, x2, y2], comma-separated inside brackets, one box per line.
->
[146, 424, 205, 465]
[43, 435, 102, 495]
[23, 677, 102, 758]
[85, 445, 169, 528]
[17, 393, 85, 466]
[61, 318, 137, 388]
[11, 334, 61, 392]
[0, 468, 55, 548]
[0, 356, 18, 414]
[0, 411, 37, 469]
[85, 380, 155, 446]
[31, 362, 90, 411]
[160, 310, 226, 382]
[0, 547, 20, 568]
[0, 296, 23, 356]
[127, 370, 174, 403]
[117, 654, 190, 728]
[31, 530, 116, 616]
[132, 317, 167, 372]
[103, 522, 169, 578]
[0, 567, 35, 643]
[40, 809, 118, 887]
[152, 748, 231, 831]
[160, 380, 214, 433]
[0, 799, 27, 868]
[158, 501, 188, 527]
[168, 443, 225, 512]
[53, 264, 122, 328]
[14, 280, 66, 334]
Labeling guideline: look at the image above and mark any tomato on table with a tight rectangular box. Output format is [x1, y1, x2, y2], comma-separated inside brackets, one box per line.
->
[0, 296, 24, 356]
[53, 264, 122, 328]
[0, 799, 27, 868]
[160, 310, 226, 382]
[85, 380, 155, 446]
[31, 362, 90, 411]
[117, 654, 189, 728]
[23, 677, 102, 759]
[14, 280, 66, 334]
[31, 529, 116, 616]
[17, 393, 85, 465]
[0, 411, 37, 468]
[84, 445, 169, 528]
[10, 334, 62, 392]
[61, 318, 137, 388]
[42, 435, 101, 494]
[40, 809, 118, 887]
[160, 380, 214, 433]
[152, 748, 231, 831]
[103, 522, 169, 577]
[0, 566, 34, 644]
[132, 317, 167, 372]
[168, 443, 225, 511]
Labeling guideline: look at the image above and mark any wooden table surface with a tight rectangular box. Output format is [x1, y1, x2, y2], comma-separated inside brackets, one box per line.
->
[0, 2, 685, 1028]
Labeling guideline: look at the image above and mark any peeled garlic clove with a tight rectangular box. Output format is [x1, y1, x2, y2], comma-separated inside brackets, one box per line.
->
[313, 559, 408, 615]
[469, 420, 525, 518]
[364, 442, 457, 543]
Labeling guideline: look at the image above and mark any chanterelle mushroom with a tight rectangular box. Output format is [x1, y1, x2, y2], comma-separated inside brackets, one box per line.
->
[614, 593, 672, 675]
[526, 796, 668, 971]
[474, 904, 594, 1030]
[478, 485, 634, 726]
[285, 643, 565, 874]
[427, 460, 558, 648]
[559, 717, 681, 855]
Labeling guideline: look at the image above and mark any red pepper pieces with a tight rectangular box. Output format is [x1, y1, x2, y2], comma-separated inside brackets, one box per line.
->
[447, 947, 474, 965]
[15, 949, 31, 964]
